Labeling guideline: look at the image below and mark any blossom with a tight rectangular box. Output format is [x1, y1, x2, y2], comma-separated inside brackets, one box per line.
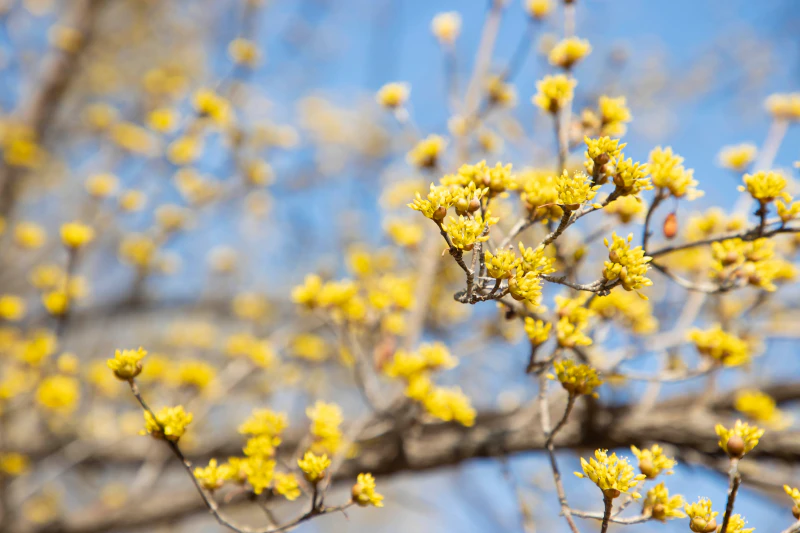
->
[643, 483, 685, 521]
[556, 170, 600, 208]
[142, 405, 193, 442]
[431, 12, 461, 44]
[407, 135, 447, 168]
[0, 295, 25, 321]
[575, 449, 646, 499]
[549, 360, 602, 396]
[605, 195, 645, 224]
[14, 222, 46, 249]
[584, 136, 625, 179]
[422, 386, 476, 426]
[239, 409, 288, 440]
[715, 419, 764, 458]
[409, 183, 454, 220]
[508, 270, 542, 306]
[525, 0, 553, 19]
[273, 472, 301, 500]
[244, 456, 276, 494]
[734, 389, 790, 429]
[598, 96, 631, 136]
[307, 401, 344, 453]
[533, 75, 576, 113]
[739, 170, 791, 203]
[765, 92, 800, 121]
[784, 485, 800, 507]
[442, 212, 496, 251]
[612, 156, 652, 196]
[352, 473, 384, 507]
[603, 232, 652, 293]
[718, 144, 757, 171]
[630, 444, 676, 478]
[685, 498, 718, 532]
[36, 375, 80, 413]
[376, 82, 410, 109]
[484, 249, 518, 279]
[688, 325, 749, 367]
[648, 147, 700, 199]
[297, 451, 330, 483]
[106, 347, 147, 380]
[724, 515, 754, 533]
[193, 459, 228, 491]
[524, 317, 551, 345]
[486, 76, 517, 108]
[548, 37, 592, 69]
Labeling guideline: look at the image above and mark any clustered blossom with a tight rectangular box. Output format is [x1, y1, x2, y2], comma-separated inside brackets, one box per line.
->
[612, 156, 652, 196]
[524, 317, 551, 345]
[740, 170, 791, 203]
[684, 499, 718, 533]
[584, 136, 625, 179]
[643, 483, 686, 522]
[556, 170, 601, 209]
[711, 237, 790, 292]
[548, 37, 592, 69]
[555, 294, 594, 348]
[297, 451, 330, 484]
[603, 233, 653, 293]
[717, 143, 757, 171]
[352, 473, 384, 507]
[533, 74, 575, 113]
[407, 134, 447, 168]
[688, 325, 750, 367]
[443, 212, 496, 251]
[141, 405, 193, 442]
[734, 389, 790, 429]
[648, 146, 701, 199]
[575, 449, 646, 499]
[630, 444, 676, 478]
[549, 359, 603, 396]
[376, 82, 410, 109]
[597, 95, 632, 137]
[106, 347, 147, 380]
[715, 419, 764, 458]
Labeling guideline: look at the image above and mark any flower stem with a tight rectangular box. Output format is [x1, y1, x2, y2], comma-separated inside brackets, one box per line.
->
[600, 495, 614, 533]
[720, 458, 741, 533]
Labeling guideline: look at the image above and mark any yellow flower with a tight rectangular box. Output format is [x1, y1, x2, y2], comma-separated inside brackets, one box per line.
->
[648, 147, 701, 199]
[605, 195, 645, 224]
[352, 473, 384, 507]
[575, 449, 646, 499]
[598, 96, 632, 137]
[548, 360, 602, 396]
[0, 295, 26, 321]
[244, 455, 276, 494]
[777, 199, 800, 223]
[307, 401, 343, 453]
[518, 242, 556, 275]
[684, 498, 718, 532]
[60, 222, 95, 249]
[85, 173, 119, 198]
[376, 82, 410, 109]
[141, 405, 193, 441]
[715, 419, 764, 458]
[239, 409, 288, 439]
[228, 38, 260, 66]
[193, 459, 228, 491]
[297, 451, 330, 484]
[106, 347, 147, 381]
[36, 375, 80, 413]
[784, 485, 800, 507]
[407, 134, 447, 169]
[524, 317, 551, 345]
[643, 483, 685, 521]
[630, 444, 676, 478]
[291, 333, 328, 362]
[442, 212, 496, 251]
[549, 37, 592, 69]
[111, 122, 155, 155]
[556, 170, 600, 209]
[735, 389, 790, 429]
[718, 144, 757, 172]
[14, 222, 46, 249]
[590, 290, 657, 334]
[176, 360, 216, 390]
[42, 290, 69, 316]
[603, 232, 652, 293]
[508, 270, 542, 306]
[487, 76, 517, 108]
[244, 435, 279, 458]
[409, 183, 454, 220]
[422, 386, 476, 426]
[724, 515, 754, 533]
[147, 108, 178, 133]
[525, 0, 553, 19]
[533, 74, 576, 113]
[193, 88, 232, 125]
[612, 156, 652, 196]
[555, 294, 594, 347]
[739, 170, 791, 203]
[431, 12, 461, 44]
[765, 92, 800, 121]
[688, 325, 749, 367]
[0, 452, 29, 476]
[273, 472, 301, 501]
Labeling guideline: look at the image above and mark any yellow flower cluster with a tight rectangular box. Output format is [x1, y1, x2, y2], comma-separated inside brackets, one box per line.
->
[734, 389, 790, 429]
[556, 170, 601, 209]
[604, 195, 645, 224]
[376, 82, 410, 109]
[443, 212, 497, 251]
[597, 96, 632, 137]
[590, 288, 658, 334]
[715, 419, 764, 458]
[612, 156, 652, 197]
[575, 449, 646, 499]
[549, 359, 602, 396]
[685, 499, 718, 533]
[643, 482, 685, 522]
[525, 0, 553, 19]
[717, 143, 757, 172]
[555, 294, 594, 347]
[307, 401, 344, 454]
[36, 375, 80, 413]
[519, 169, 563, 222]
[407, 134, 447, 168]
[711, 237, 789, 292]
[352, 473, 384, 507]
[784, 485, 800, 508]
[193, 459, 228, 491]
[688, 325, 750, 367]
[630, 444, 676, 478]
[740, 170, 791, 204]
[603, 233, 652, 293]
[60, 222, 95, 249]
[484, 249, 518, 279]
[533, 74, 576, 113]
[648, 146, 701, 199]
[431, 12, 461, 44]
[422, 386, 476, 426]
[141, 405, 193, 442]
[548, 37, 592, 69]
[584, 136, 625, 179]
[107, 347, 147, 381]
[297, 451, 330, 484]
[765, 92, 800, 121]
[239, 408, 288, 446]
[508, 270, 543, 306]
[524, 317, 551, 345]
[724, 515, 755, 533]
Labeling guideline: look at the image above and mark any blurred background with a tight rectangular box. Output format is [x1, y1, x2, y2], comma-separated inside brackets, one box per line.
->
[0, 0, 799, 532]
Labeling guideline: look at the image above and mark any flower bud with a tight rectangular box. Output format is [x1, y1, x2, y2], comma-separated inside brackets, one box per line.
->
[792, 505, 800, 520]
[690, 517, 707, 532]
[703, 519, 717, 533]
[608, 249, 620, 263]
[455, 198, 469, 216]
[595, 153, 610, 166]
[651, 503, 666, 521]
[638, 457, 656, 478]
[725, 434, 745, 458]
[468, 197, 481, 213]
[433, 206, 447, 221]
[603, 488, 621, 500]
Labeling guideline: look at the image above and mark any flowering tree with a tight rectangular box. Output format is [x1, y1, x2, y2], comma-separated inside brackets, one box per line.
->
[0, 1, 799, 532]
